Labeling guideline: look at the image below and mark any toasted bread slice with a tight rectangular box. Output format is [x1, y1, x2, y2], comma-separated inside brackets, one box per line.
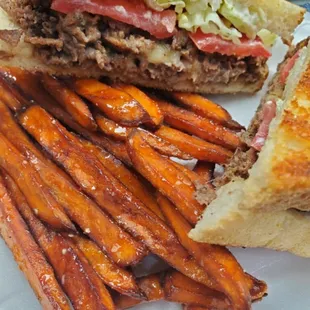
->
[190, 179, 310, 257]
[190, 41, 310, 257]
[236, 0, 305, 44]
[235, 42, 310, 213]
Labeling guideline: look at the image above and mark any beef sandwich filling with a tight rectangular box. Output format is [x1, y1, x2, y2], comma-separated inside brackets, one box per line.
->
[217, 38, 310, 187]
[7, 0, 269, 92]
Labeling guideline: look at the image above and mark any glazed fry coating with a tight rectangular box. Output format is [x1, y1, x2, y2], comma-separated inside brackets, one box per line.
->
[157, 194, 252, 310]
[0, 101, 145, 266]
[72, 79, 151, 126]
[114, 273, 164, 310]
[42, 74, 97, 131]
[172, 92, 244, 130]
[81, 140, 164, 220]
[68, 234, 143, 298]
[164, 270, 230, 309]
[127, 129, 204, 225]
[3, 173, 115, 310]
[0, 174, 70, 310]
[115, 85, 163, 127]
[0, 133, 74, 231]
[20, 106, 217, 290]
[156, 126, 233, 164]
[96, 114, 132, 141]
[156, 99, 242, 150]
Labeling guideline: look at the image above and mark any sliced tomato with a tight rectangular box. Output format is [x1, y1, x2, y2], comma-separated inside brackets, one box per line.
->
[190, 30, 271, 58]
[251, 100, 277, 152]
[51, 0, 176, 39]
[279, 51, 301, 85]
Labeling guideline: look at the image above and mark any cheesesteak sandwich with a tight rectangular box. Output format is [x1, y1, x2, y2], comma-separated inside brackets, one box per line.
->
[190, 38, 310, 257]
[0, 0, 305, 94]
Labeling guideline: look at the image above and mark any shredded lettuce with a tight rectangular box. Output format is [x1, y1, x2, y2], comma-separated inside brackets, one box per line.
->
[219, 0, 267, 40]
[178, 7, 242, 44]
[148, 0, 277, 46]
[257, 29, 278, 47]
[150, 0, 222, 13]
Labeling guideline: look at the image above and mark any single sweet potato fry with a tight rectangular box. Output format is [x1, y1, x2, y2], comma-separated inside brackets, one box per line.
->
[127, 129, 204, 225]
[0, 174, 70, 310]
[139, 129, 193, 160]
[245, 274, 268, 301]
[164, 270, 230, 309]
[115, 85, 163, 127]
[138, 274, 164, 301]
[114, 273, 164, 310]
[156, 126, 233, 164]
[157, 194, 254, 309]
[0, 79, 22, 112]
[68, 234, 143, 298]
[95, 114, 132, 141]
[0, 133, 74, 231]
[20, 106, 217, 290]
[0, 102, 145, 266]
[172, 92, 244, 131]
[164, 270, 223, 298]
[71, 79, 150, 126]
[193, 162, 215, 184]
[156, 99, 242, 150]
[193, 161, 216, 194]
[81, 140, 164, 220]
[41, 74, 98, 131]
[3, 173, 115, 310]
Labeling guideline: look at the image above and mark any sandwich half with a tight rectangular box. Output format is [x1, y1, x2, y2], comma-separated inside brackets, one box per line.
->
[190, 37, 310, 257]
[0, 0, 305, 94]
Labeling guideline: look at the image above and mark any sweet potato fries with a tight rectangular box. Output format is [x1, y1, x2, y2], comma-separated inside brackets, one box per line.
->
[0, 67, 267, 310]
[20, 106, 218, 291]
[3, 172, 115, 310]
[0, 173, 71, 310]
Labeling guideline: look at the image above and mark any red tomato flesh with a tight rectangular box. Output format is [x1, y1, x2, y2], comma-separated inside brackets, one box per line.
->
[279, 51, 301, 84]
[51, 0, 177, 39]
[190, 30, 271, 58]
[251, 100, 277, 152]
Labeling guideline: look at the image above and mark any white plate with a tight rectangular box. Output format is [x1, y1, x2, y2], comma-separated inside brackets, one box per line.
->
[1, 13, 310, 310]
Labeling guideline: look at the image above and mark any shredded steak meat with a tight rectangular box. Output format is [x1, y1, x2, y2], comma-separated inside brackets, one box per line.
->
[8, 2, 267, 91]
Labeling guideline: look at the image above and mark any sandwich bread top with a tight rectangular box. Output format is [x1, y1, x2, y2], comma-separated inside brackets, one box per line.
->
[242, 43, 310, 212]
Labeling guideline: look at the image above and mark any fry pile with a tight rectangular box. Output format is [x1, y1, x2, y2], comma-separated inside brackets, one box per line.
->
[0, 67, 266, 310]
